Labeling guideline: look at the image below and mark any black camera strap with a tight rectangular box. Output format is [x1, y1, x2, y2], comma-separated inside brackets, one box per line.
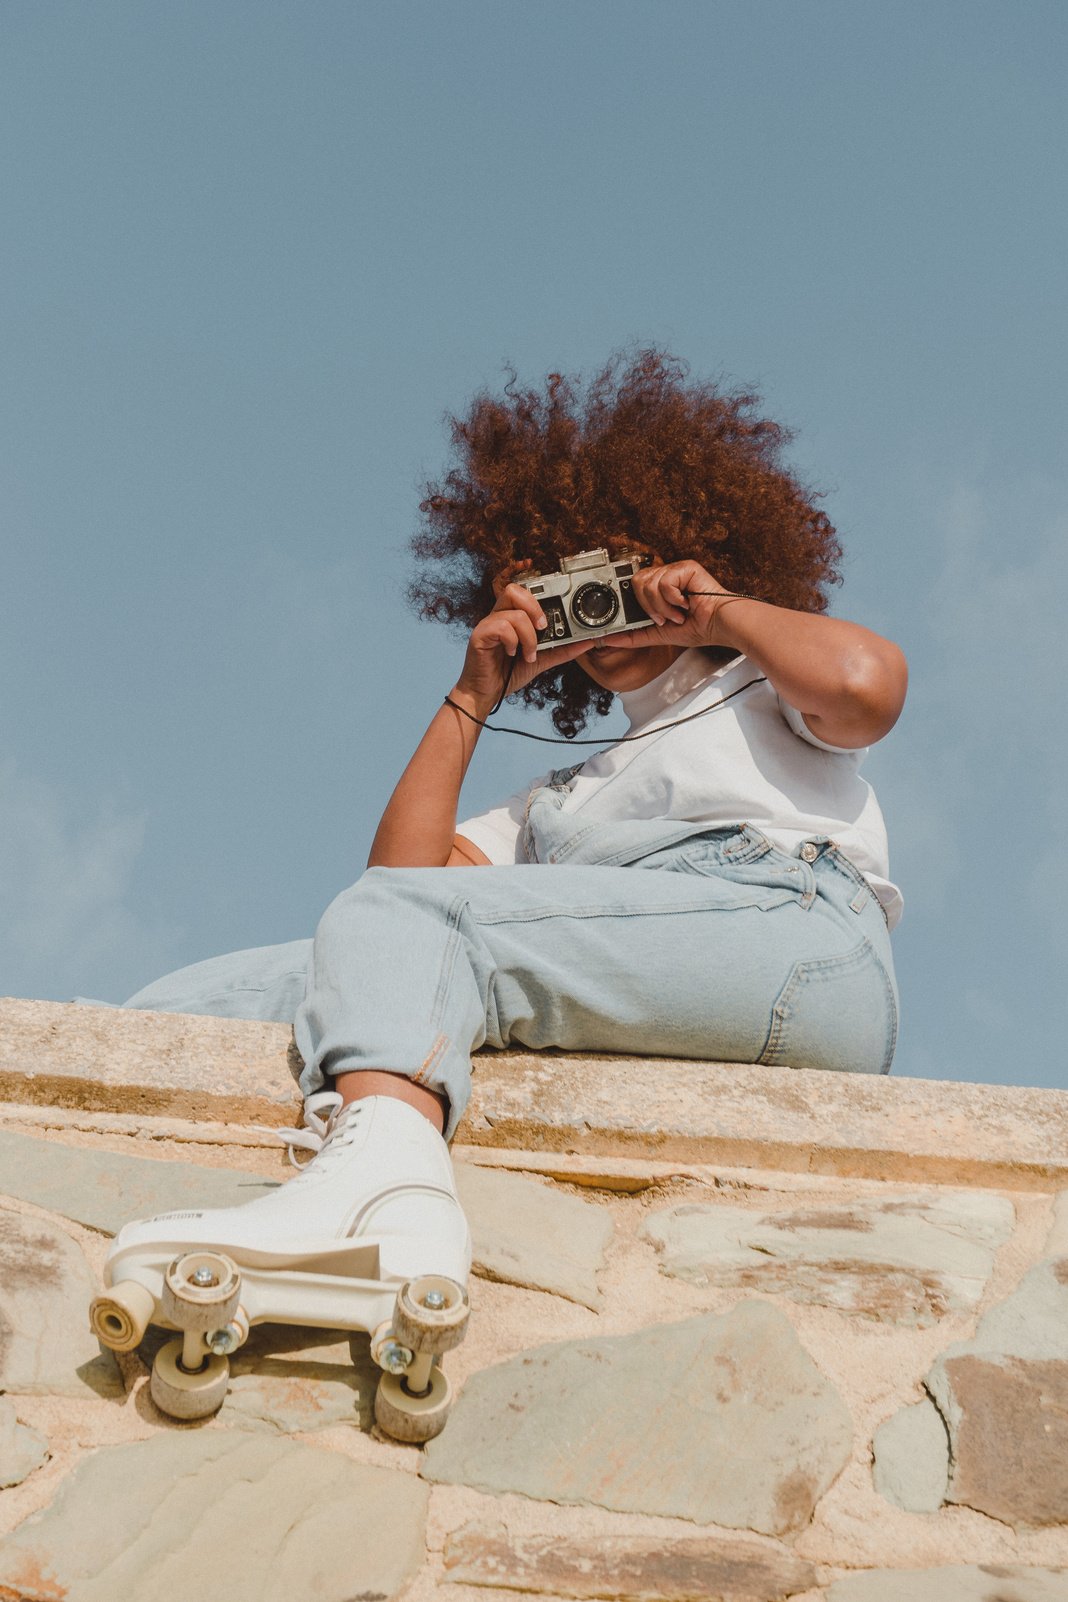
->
[442, 585, 771, 746]
[443, 670, 768, 746]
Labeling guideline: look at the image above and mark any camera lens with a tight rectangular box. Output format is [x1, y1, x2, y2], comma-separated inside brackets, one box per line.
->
[571, 582, 618, 630]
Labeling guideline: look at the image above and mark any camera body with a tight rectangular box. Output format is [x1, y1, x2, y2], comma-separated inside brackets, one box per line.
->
[517, 549, 651, 651]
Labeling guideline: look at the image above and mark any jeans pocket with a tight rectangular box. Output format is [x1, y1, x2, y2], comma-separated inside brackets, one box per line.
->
[759, 939, 897, 1074]
[669, 840, 810, 910]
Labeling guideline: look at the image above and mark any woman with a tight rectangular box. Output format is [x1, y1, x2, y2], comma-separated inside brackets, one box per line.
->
[103, 352, 906, 1420]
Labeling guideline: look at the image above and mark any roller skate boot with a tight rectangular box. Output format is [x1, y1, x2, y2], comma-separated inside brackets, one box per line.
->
[89, 1093, 471, 1442]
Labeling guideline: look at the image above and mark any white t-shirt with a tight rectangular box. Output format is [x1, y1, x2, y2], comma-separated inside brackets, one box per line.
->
[457, 649, 903, 928]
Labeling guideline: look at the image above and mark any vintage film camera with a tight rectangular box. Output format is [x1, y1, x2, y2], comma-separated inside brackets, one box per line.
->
[517, 549, 652, 650]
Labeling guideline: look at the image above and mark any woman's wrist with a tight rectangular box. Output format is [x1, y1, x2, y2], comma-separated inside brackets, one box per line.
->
[703, 593, 762, 650]
[446, 681, 497, 722]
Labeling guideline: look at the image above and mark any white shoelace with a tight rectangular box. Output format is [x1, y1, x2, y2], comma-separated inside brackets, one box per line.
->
[255, 1091, 362, 1170]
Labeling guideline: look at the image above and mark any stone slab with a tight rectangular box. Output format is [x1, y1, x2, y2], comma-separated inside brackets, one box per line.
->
[443, 1520, 818, 1601]
[872, 1398, 950, 1513]
[939, 1354, 1068, 1529]
[422, 1301, 852, 1536]
[456, 1162, 613, 1308]
[939, 1256, 1068, 1365]
[5, 999, 1068, 1189]
[0, 1127, 280, 1235]
[0, 1398, 48, 1488]
[638, 1192, 1014, 1326]
[0, 1429, 428, 1602]
[926, 1257, 1068, 1528]
[0, 1207, 122, 1397]
[826, 1567, 1068, 1601]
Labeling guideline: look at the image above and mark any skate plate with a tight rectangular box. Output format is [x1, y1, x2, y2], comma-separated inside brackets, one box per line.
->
[90, 1235, 469, 1443]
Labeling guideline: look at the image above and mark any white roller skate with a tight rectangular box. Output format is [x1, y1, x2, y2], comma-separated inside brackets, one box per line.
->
[89, 1093, 472, 1443]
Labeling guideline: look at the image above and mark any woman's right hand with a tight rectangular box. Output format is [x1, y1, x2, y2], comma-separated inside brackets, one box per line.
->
[451, 561, 594, 712]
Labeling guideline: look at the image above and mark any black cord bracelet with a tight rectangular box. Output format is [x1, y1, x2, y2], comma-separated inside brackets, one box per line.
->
[684, 589, 764, 603]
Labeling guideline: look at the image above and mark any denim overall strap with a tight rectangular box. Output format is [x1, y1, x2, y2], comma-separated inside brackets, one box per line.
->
[523, 776, 720, 868]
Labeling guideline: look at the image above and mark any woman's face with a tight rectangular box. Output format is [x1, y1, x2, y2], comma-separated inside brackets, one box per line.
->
[576, 639, 685, 693]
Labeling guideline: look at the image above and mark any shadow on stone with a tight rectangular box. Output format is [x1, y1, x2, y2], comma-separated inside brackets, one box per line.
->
[134, 1322, 377, 1433]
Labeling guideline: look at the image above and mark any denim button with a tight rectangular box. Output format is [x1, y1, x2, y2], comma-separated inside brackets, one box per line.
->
[800, 842, 819, 862]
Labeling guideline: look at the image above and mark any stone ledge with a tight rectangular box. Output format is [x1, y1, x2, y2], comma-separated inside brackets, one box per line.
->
[461, 1051, 1068, 1191]
[2, 997, 1066, 1190]
[0, 998, 301, 1124]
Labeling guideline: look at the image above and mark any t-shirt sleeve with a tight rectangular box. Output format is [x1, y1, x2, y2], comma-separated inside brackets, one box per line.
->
[776, 693, 869, 755]
[456, 774, 549, 864]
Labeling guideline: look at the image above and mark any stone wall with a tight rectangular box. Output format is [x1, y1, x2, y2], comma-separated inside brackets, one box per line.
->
[0, 997, 1065, 1602]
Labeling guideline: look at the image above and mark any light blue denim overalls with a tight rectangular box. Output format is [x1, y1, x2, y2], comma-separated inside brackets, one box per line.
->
[124, 768, 897, 1142]
[289, 770, 899, 1139]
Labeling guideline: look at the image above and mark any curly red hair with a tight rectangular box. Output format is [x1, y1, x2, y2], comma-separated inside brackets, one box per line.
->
[410, 350, 843, 736]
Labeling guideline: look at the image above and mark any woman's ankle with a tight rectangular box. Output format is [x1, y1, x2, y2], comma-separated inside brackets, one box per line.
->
[334, 1070, 448, 1135]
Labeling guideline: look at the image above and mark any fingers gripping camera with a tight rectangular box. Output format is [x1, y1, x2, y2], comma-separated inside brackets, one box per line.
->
[518, 550, 651, 650]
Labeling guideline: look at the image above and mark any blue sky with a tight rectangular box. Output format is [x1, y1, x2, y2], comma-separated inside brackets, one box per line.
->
[2, 1, 1065, 1089]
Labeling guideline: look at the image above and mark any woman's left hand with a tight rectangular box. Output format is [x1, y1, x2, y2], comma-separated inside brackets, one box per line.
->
[609, 557, 908, 748]
[609, 559, 737, 650]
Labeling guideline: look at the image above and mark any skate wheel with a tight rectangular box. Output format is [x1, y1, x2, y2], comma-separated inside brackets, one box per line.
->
[374, 1366, 453, 1443]
[89, 1279, 156, 1352]
[160, 1251, 240, 1334]
[150, 1338, 230, 1420]
[392, 1276, 469, 1355]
